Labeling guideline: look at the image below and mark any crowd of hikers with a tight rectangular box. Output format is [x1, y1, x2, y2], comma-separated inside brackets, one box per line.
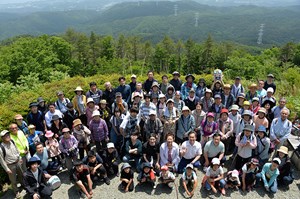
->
[0, 70, 296, 199]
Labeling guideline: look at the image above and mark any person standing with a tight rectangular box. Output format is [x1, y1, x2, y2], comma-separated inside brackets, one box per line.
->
[116, 76, 131, 104]
[55, 91, 70, 115]
[86, 82, 103, 105]
[72, 86, 87, 126]
[264, 74, 276, 94]
[231, 76, 245, 100]
[129, 74, 137, 94]
[143, 71, 157, 93]
[0, 130, 23, 199]
[27, 102, 47, 132]
[169, 71, 182, 91]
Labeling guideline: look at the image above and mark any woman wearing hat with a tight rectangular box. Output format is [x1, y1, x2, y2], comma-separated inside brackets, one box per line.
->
[173, 91, 185, 115]
[165, 85, 175, 100]
[236, 110, 255, 139]
[253, 108, 269, 133]
[86, 97, 99, 127]
[120, 163, 134, 192]
[157, 94, 167, 118]
[255, 125, 271, 167]
[45, 130, 62, 166]
[274, 146, 294, 188]
[72, 86, 87, 125]
[217, 109, 233, 154]
[23, 157, 52, 199]
[235, 124, 257, 170]
[15, 114, 29, 135]
[50, 114, 68, 140]
[99, 99, 112, 131]
[149, 81, 162, 100]
[235, 93, 246, 108]
[245, 83, 259, 102]
[73, 119, 91, 160]
[211, 80, 223, 97]
[181, 74, 197, 100]
[192, 103, 206, 141]
[59, 128, 78, 172]
[250, 97, 260, 115]
[261, 100, 275, 129]
[200, 112, 218, 146]
[240, 158, 260, 192]
[160, 99, 179, 137]
[196, 78, 207, 100]
[200, 89, 214, 113]
[176, 106, 195, 144]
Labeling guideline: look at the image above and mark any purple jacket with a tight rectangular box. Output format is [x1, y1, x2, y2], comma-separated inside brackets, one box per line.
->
[89, 119, 108, 142]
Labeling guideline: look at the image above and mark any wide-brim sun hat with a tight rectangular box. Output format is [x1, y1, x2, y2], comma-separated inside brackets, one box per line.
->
[277, 146, 288, 155]
[185, 74, 195, 81]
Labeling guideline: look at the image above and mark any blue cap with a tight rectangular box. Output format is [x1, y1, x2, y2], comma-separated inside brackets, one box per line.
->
[28, 156, 41, 165]
[257, 125, 266, 133]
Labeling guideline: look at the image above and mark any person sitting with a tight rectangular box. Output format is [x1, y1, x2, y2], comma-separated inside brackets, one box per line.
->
[71, 160, 93, 199]
[159, 133, 180, 173]
[275, 146, 294, 188]
[144, 110, 163, 143]
[82, 150, 110, 185]
[240, 158, 260, 192]
[120, 163, 134, 192]
[235, 124, 257, 170]
[176, 106, 195, 144]
[102, 142, 120, 176]
[27, 125, 43, 156]
[225, 169, 240, 190]
[201, 133, 225, 172]
[202, 158, 226, 195]
[178, 131, 202, 174]
[141, 134, 160, 175]
[158, 165, 175, 190]
[122, 131, 142, 172]
[23, 157, 52, 199]
[255, 125, 270, 167]
[181, 164, 197, 198]
[255, 158, 281, 194]
[137, 162, 156, 188]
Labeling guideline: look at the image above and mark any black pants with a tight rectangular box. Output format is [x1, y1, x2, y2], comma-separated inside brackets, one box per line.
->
[105, 162, 119, 176]
[95, 140, 107, 157]
[29, 185, 52, 199]
[235, 155, 251, 171]
[91, 165, 107, 181]
[121, 181, 134, 192]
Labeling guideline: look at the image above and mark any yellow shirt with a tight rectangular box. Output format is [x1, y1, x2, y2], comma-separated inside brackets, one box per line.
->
[10, 130, 29, 157]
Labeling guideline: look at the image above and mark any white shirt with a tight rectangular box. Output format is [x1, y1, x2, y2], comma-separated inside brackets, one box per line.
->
[45, 110, 63, 128]
[181, 140, 202, 159]
[205, 166, 224, 178]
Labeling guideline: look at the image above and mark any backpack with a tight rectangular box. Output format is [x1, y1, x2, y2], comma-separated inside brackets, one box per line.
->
[273, 118, 291, 127]
[258, 137, 274, 154]
[55, 98, 70, 111]
[0, 140, 16, 159]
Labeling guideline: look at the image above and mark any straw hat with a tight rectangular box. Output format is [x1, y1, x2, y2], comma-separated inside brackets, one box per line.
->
[277, 146, 288, 155]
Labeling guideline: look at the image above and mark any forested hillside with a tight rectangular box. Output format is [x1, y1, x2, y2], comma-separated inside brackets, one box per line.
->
[0, 1, 299, 45]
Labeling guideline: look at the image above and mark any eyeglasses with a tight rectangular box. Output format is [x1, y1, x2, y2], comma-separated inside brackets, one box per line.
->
[10, 127, 18, 130]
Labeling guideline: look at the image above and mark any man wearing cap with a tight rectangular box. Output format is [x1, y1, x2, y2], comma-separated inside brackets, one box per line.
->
[71, 160, 93, 199]
[63, 102, 79, 129]
[178, 131, 202, 173]
[129, 74, 137, 94]
[231, 77, 245, 100]
[103, 81, 116, 109]
[111, 92, 128, 115]
[55, 91, 70, 114]
[270, 108, 292, 150]
[116, 76, 131, 104]
[221, 84, 234, 109]
[9, 123, 30, 171]
[27, 102, 47, 132]
[246, 83, 259, 103]
[45, 103, 63, 129]
[181, 74, 197, 100]
[261, 87, 276, 107]
[271, 97, 287, 119]
[86, 82, 103, 105]
[144, 110, 163, 142]
[15, 114, 29, 136]
[169, 71, 182, 91]
[143, 70, 157, 93]
[176, 106, 195, 144]
[160, 99, 179, 137]
[209, 94, 225, 119]
[23, 156, 52, 199]
[102, 142, 120, 176]
[264, 74, 276, 94]
[255, 158, 280, 193]
[235, 124, 257, 170]
[184, 88, 200, 111]
[0, 130, 23, 199]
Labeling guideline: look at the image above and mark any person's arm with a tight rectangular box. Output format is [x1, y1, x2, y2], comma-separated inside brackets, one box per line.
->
[159, 145, 168, 166]
[23, 174, 36, 196]
[191, 173, 198, 196]
[249, 136, 257, 149]
[268, 170, 279, 188]
[158, 119, 163, 134]
[235, 134, 244, 147]
[182, 176, 190, 195]
[83, 126, 91, 135]
[242, 172, 246, 191]
[103, 120, 109, 140]
[225, 121, 234, 138]
[261, 165, 268, 187]
[137, 141, 143, 155]
[269, 120, 276, 140]
[0, 151, 9, 172]
[76, 180, 90, 197]
[86, 174, 93, 194]
[126, 177, 133, 191]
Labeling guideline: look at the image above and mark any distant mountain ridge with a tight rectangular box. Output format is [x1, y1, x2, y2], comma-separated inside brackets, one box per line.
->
[0, 1, 300, 45]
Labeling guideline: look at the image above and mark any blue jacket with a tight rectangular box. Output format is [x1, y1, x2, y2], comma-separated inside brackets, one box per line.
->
[116, 85, 131, 104]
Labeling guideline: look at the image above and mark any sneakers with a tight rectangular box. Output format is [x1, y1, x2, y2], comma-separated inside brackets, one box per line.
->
[104, 177, 111, 185]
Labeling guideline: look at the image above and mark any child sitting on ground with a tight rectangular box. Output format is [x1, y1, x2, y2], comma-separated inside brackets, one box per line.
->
[202, 158, 226, 195]
[120, 163, 134, 192]
[182, 164, 198, 198]
[137, 162, 156, 188]
[225, 169, 241, 190]
[158, 165, 175, 190]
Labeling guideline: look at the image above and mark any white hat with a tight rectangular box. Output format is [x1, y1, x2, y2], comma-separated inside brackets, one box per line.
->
[166, 99, 174, 104]
[107, 142, 115, 148]
[212, 158, 220, 165]
[92, 110, 101, 117]
[186, 164, 194, 169]
[159, 94, 166, 99]
[149, 110, 156, 116]
[0, 130, 9, 137]
[182, 106, 190, 112]
[87, 98, 94, 104]
[131, 74, 137, 78]
[273, 158, 281, 165]
[267, 87, 274, 93]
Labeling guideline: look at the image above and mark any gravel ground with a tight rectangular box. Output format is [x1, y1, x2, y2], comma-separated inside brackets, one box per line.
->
[2, 160, 300, 199]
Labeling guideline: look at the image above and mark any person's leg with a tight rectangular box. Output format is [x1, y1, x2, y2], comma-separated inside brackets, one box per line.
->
[205, 180, 212, 190]
[128, 181, 134, 191]
[177, 158, 190, 174]
[134, 157, 141, 172]
[122, 155, 130, 162]
[110, 128, 118, 145]
[193, 160, 201, 169]
[235, 155, 243, 170]
[219, 179, 226, 188]
[270, 180, 278, 193]
[79, 148, 84, 160]
[255, 173, 262, 187]
[65, 157, 73, 172]
[283, 175, 293, 186]
[39, 185, 53, 198]
[7, 164, 18, 194]
[97, 165, 110, 184]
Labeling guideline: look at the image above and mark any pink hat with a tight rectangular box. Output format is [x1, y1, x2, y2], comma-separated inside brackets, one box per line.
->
[45, 130, 54, 138]
[161, 165, 169, 171]
[207, 112, 215, 118]
[231, 169, 239, 178]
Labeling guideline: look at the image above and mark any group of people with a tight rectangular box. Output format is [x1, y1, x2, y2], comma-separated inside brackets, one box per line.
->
[0, 70, 295, 199]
